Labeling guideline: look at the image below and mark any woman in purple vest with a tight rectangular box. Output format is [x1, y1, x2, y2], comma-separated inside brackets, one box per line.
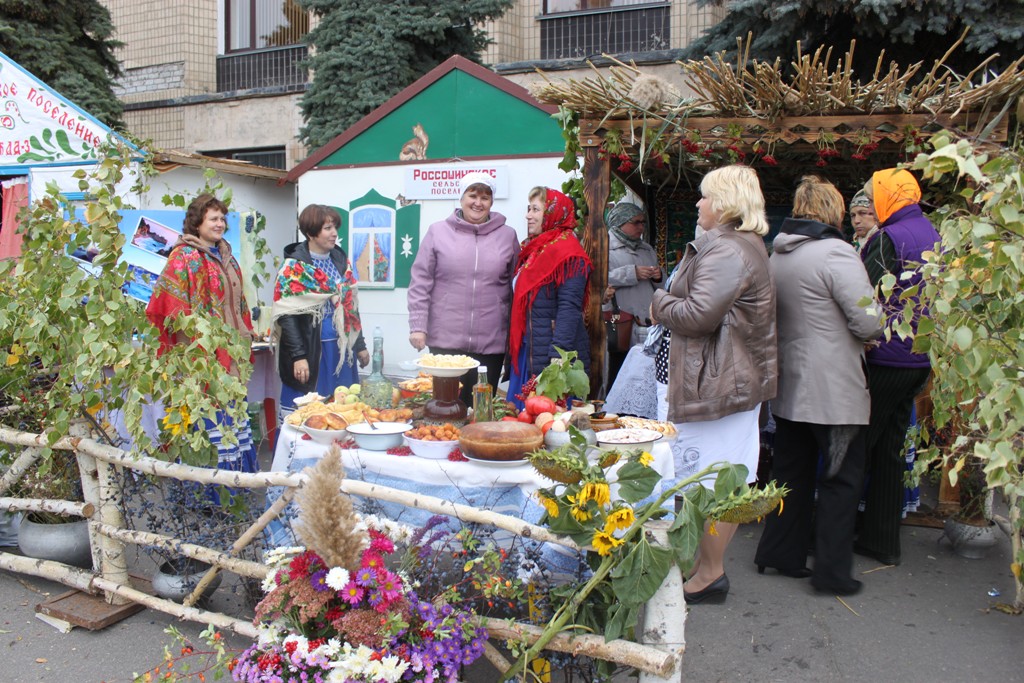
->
[856, 168, 940, 566]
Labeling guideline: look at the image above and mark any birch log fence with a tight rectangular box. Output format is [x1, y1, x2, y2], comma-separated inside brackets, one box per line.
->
[0, 424, 686, 681]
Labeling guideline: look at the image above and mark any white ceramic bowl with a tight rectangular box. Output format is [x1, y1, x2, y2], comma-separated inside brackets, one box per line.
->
[347, 422, 414, 450]
[595, 428, 663, 452]
[415, 359, 479, 378]
[404, 436, 459, 460]
[301, 425, 349, 445]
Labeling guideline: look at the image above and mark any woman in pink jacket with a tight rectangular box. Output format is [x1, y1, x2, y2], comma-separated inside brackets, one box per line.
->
[407, 172, 520, 404]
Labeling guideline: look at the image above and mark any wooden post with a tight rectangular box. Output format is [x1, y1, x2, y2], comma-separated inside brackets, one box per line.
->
[71, 421, 131, 606]
[579, 119, 611, 399]
[638, 520, 684, 682]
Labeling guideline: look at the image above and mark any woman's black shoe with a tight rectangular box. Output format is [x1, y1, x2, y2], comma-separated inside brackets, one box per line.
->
[757, 564, 812, 578]
[812, 578, 863, 596]
[684, 574, 730, 604]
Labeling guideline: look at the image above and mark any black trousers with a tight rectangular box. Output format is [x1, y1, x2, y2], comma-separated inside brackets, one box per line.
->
[858, 365, 931, 559]
[429, 347, 505, 407]
[754, 418, 866, 587]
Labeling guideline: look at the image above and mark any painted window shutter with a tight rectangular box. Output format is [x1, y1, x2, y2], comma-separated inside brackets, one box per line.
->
[331, 206, 350, 258]
[394, 203, 421, 288]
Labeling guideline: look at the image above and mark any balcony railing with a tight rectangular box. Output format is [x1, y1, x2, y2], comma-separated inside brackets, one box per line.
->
[216, 45, 308, 93]
[540, 4, 670, 61]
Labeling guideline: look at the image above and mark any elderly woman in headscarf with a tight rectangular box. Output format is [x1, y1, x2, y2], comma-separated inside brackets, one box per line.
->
[407, 172, 520, 404]
[506, 186, 593, 410]
[856, 168, 940, 567]
[604, 201, 664, 388]
[849, 189, 878, 253]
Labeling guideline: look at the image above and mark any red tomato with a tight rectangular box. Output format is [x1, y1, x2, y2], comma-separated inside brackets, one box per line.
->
[540, 421, 554, 434]
[517, 410, 533, 423]
[501, 416, 519, 422]
[525, 396, 557, 416]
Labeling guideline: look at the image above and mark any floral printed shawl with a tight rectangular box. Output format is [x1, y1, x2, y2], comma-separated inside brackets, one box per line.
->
[146, 235, 254, 375]
[269, 256, 363, 369]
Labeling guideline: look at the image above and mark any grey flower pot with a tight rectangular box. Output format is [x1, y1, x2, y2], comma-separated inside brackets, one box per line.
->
[18, 517, 92, 568]
[151, 559, 222, 603]
[943, 518, 998, 559]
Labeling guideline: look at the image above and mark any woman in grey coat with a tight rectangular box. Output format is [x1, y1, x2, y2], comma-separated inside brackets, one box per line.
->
[753, 176, 883, 596]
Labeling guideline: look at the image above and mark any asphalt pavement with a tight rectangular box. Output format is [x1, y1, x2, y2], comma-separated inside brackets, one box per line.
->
[0, 480, 1020, 682]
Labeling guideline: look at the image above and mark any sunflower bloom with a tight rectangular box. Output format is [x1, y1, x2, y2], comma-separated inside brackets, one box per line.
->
[777, 498, 784, 516]
[592, 530, 624, 556]
[537, 493, 559, 518]
[581, 482, 611, 507]
[708, 521, 719, 536]
[638, 451, 654, 467]
[604, 507, 635, 533]
[567, 493, 592, 522]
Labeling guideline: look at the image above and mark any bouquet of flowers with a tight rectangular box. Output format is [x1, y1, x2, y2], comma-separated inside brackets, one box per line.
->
[233, 448, 487, 683]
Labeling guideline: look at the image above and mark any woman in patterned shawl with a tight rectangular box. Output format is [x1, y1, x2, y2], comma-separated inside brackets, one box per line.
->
[506, 187, 592, 410]
[269, 204, 368, 414]
[146, 193, 259, 486]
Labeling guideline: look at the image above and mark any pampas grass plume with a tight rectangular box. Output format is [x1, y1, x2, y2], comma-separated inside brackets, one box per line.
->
[294, 445, 363, 571]
[629, 74, 680, 111]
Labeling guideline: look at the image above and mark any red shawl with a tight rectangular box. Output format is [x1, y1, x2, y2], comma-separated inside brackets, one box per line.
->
[509, 189, 592, 372]
[146, 236, 254, 375]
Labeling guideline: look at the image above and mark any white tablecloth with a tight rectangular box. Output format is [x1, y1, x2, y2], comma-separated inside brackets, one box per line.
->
[266, 424, 675, 556]
[605, 345, 659, 419]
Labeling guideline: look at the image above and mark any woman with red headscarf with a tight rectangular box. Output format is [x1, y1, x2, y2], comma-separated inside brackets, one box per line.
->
[506, 187, 593, 410]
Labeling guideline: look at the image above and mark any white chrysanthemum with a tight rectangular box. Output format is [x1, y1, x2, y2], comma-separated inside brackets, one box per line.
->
[255, 622, 281, 647]
[319, 637, 341, 658]
[325, 566, 351, 591]
[367, 655, 410, 683]
[265, 546, 305, 567]
[260, 567, 279, 593]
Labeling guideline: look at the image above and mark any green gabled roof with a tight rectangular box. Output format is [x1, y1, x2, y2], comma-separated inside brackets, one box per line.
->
[286, 56, 562, 181]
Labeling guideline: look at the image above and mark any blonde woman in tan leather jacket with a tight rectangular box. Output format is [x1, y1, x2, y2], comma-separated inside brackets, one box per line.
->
[650, 165, 777, 605]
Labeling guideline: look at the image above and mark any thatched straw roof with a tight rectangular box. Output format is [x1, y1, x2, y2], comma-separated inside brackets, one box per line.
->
[529, 35, 1024, 193]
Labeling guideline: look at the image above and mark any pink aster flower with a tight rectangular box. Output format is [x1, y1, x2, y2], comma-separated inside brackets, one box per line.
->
[340, 580, 365, 605]
[377, 571, 403, 601]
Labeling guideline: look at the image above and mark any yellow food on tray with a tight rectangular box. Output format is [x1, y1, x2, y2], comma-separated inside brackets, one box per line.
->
[418, 353, 476, 368]
[617, 416, 678, 437]
[398, 373, 434, 393]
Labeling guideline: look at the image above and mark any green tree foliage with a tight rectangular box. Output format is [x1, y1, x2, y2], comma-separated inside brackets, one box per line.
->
[0, 0, 124, 127]
[297, 0, 513, 149]
[889, 133, 1024, 608]
[684, 0, 1024, 76]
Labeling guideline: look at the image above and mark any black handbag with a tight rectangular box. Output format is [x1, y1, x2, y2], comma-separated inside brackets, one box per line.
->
[603, 294, 634, 353]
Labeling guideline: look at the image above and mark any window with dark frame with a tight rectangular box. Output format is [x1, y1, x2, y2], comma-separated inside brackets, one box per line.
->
[543, 0, 659, 14]
[225, 0, 309, 53]
[204, 147, 288, 171]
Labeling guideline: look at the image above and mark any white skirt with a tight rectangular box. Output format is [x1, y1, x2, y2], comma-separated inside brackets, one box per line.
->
[666, 403, 761, 490]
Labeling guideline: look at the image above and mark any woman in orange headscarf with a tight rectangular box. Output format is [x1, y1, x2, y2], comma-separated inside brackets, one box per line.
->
[506, 187, 592, 409]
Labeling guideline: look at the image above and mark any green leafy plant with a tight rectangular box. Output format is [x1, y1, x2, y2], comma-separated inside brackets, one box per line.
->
[0, 142, 267, 468]
[885, 131, 1024, 609]
[535, 347, 590, 403]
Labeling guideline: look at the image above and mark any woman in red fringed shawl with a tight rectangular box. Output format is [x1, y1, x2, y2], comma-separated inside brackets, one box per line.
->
[146, 194, 259, 495]
[506, 187, 593, 410]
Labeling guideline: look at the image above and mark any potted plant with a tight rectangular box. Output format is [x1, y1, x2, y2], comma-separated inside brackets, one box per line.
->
[13, 451, 92, 569]
[942, 454, 999, 559]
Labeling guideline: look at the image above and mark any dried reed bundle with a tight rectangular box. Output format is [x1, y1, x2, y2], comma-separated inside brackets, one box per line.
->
[531, 32, 1024, 126]
[294, 445, 363, 571]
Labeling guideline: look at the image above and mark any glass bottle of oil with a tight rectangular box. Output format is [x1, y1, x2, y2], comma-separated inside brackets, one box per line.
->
[472, 367, 494, 423]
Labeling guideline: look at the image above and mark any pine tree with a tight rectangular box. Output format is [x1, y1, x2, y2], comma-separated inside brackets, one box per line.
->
[297, 0, 513, 149]
[684, 0, 1024, 76]
[0, 0, 123, 128]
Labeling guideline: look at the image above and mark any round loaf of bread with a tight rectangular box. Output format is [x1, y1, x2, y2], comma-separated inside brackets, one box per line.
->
[459, 421, 544, 461]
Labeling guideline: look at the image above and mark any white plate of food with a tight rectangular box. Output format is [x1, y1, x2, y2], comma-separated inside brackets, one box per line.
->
[415, 353, 479, 378]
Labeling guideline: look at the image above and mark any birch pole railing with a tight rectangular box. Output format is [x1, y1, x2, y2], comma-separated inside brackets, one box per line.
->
[0, 425, 685, 680]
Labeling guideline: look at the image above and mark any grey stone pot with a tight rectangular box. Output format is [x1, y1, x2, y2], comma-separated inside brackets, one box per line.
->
[544, 427, 597, 449]
[18, 517, 92, 568]
[943, 518, 998, 559]
[151, 559, 222, 603]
